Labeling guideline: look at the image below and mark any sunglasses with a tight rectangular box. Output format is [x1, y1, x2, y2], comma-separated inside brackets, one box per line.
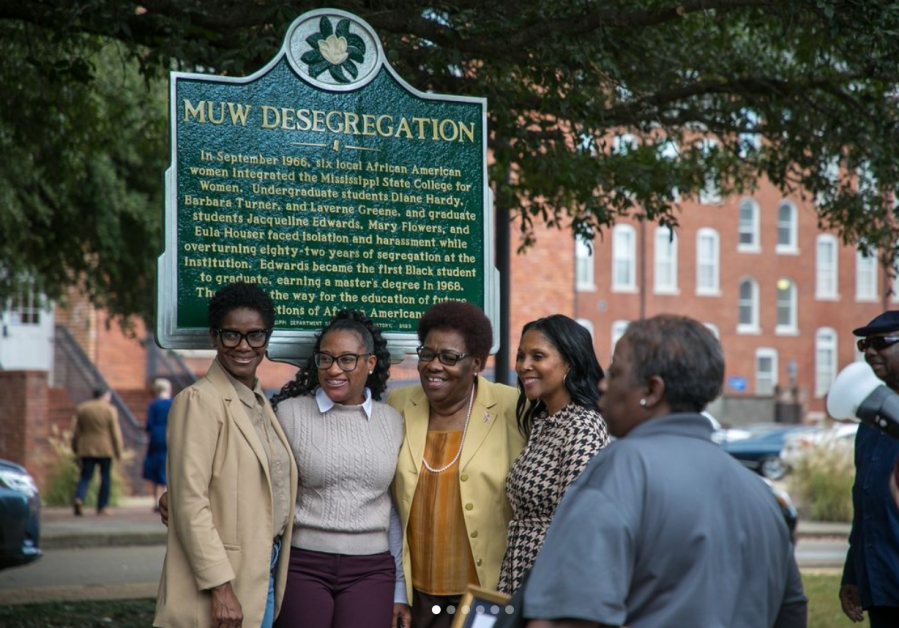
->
[857, 336, 899, 352]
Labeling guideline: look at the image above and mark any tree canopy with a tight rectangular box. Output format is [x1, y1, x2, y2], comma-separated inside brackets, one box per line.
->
[2, 0, 899, 320]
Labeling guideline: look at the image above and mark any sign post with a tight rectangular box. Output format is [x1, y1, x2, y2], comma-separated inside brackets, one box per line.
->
[156, 9, 498, 362]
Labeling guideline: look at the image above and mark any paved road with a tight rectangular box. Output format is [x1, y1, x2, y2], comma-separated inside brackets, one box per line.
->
[795, 536, 849, 569]
[0, 545, 164, 605]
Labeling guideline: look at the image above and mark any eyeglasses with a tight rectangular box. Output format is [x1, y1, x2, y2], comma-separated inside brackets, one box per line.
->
[314, 352, 370, 371]
[216, 328, 271, 349]
[416, 346, 470, 366]
[857, 336, 899, 352]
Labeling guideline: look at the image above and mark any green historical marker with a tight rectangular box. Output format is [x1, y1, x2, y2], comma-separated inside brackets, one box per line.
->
[156, 8, 498, 362]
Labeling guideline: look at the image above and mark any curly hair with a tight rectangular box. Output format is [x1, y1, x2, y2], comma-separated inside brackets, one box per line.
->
[516, 314, 604, 438]
[271, 309, 390, 409]
[207, 282, 275, 329]
[417, 301, 493, 361]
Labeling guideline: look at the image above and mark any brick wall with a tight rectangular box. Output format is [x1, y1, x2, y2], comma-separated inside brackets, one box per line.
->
[0, 371, 52, 488]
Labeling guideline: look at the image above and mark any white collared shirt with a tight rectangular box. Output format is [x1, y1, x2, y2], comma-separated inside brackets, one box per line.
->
[314, 386, 374, 420]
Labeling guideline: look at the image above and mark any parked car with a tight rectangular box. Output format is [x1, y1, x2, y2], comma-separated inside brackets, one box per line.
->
[781, 422, 858, 469]
[0, 458, 41, 570]
[720, 424, 818, 480]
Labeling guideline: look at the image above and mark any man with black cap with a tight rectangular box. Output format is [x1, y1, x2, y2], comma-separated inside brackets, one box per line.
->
[840, 311, 899, 626]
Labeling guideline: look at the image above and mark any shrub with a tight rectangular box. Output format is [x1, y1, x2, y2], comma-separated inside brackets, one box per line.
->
[42, 425, 131, 508]
[788, 438, 854, 522]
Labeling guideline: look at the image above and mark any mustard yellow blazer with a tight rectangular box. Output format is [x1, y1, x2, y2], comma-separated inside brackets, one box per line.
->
[154, 360, 298, 628]
[388, 377, 524, 602]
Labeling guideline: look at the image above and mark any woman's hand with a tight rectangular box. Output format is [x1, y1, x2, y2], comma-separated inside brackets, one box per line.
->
[392, 603, 411, 628]
[158, 491, 169, 526]
[211, 581, 243, 628]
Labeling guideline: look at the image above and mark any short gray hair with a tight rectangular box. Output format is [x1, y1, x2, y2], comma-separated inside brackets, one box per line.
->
[622, 315, 724, 412]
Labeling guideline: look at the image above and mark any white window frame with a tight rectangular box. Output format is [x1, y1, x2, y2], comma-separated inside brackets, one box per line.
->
[737, 277, 760, 334]
[575, 237, 595, 292]
[815, 328, 838, 397]
[775, 200, 798, 254]
[775, 278, 799, 335]
[5, 284, 43, 326]
[704, 323, 720, 340]
[576, 318, 595, 340]
[738, 198, 760, 252]
[698, 139, 721, 205]
[611, 320, 629, 357]
[612, 224, 637, 292]
[816, 235, 839, 300]
[696, 228, 720, 296]
[653, 226, 678, 294]
[755, 348, 778, 396]
[856, 249, 879, 302]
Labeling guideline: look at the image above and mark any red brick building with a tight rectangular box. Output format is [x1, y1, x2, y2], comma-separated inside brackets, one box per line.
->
[565, 180, 890, 418]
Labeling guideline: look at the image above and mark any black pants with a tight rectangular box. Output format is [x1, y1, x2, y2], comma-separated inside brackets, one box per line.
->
[411, 589, 462, 628]
[75, 457, 112, 511]
[869, 606, 899, 628]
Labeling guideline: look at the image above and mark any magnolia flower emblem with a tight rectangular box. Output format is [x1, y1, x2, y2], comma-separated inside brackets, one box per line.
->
[302, 17, 366, 84]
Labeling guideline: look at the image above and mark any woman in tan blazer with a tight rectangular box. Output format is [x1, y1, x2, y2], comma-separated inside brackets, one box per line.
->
[154, 282, 298, 628]
[387, 301, 525, 628]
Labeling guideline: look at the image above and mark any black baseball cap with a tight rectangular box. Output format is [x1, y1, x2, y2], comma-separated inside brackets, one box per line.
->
[853, 311, 899, 337]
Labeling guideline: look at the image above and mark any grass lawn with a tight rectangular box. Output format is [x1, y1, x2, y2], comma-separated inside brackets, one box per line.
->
[804, 571, 859, 628]
[0, 598, 155, 628]
[0, 572, 863, 627]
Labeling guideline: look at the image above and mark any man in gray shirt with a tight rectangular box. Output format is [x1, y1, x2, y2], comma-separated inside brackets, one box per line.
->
[517, 315, 807, 628]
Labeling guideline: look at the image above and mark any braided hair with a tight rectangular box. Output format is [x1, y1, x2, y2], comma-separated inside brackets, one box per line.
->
[271, 309, 390, 410]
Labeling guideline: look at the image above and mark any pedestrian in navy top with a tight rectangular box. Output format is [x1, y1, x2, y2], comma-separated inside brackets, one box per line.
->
[842, 311, 899, 627]
[142, 378, 172, 508]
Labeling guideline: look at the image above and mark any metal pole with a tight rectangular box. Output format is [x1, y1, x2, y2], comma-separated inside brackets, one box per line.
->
[494, 169, 511, 385]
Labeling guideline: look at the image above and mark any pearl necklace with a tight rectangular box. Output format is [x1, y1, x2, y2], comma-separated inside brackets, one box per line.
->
[422, 384, 476, 474]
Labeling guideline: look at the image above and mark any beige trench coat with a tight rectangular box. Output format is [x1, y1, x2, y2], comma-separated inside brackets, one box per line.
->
[154, 360, 298, 628]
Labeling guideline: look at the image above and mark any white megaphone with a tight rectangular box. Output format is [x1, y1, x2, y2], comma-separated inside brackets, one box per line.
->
[827, 362, 899, 438]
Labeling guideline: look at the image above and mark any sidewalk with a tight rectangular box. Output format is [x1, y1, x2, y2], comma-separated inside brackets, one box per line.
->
[39, 496, 850, 551]
[41, 496, 167, 550]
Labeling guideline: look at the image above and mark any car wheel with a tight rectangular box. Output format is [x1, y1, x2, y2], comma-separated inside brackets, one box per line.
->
[760, 456, 786, 481]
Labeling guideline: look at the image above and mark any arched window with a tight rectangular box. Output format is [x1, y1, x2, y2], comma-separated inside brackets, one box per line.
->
[816, 235, 839, 299]
[856, 248, 878, 301]
[776, 278, 798, 333]
[738, 198, 760, 251]
[575, 237, 595, 291]
[654, 226, 678, 293]
[816, 328, 838, 397]
[696, 228, 720, 295]
[612, 225, 637, 291]
[737, 277, 759, 332]
[776, 200, 798, 253]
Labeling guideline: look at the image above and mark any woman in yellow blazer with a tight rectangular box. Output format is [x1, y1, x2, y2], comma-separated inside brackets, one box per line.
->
[388, 301, 524, 628]
[154, 283, 298, 628]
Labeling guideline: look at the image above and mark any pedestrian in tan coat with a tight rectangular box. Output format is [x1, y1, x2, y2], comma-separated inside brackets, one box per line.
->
[72, 387, 123, 515]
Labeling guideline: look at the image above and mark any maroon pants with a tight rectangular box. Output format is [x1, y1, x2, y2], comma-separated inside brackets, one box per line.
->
[275, 548, 395, 628]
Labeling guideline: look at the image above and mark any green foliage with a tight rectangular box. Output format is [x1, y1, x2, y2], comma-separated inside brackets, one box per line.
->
[0, 23, 167, 322]
[3, 1, 899, 315]
[788, 440, 854, 522]
[41, 426, 129, 507]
